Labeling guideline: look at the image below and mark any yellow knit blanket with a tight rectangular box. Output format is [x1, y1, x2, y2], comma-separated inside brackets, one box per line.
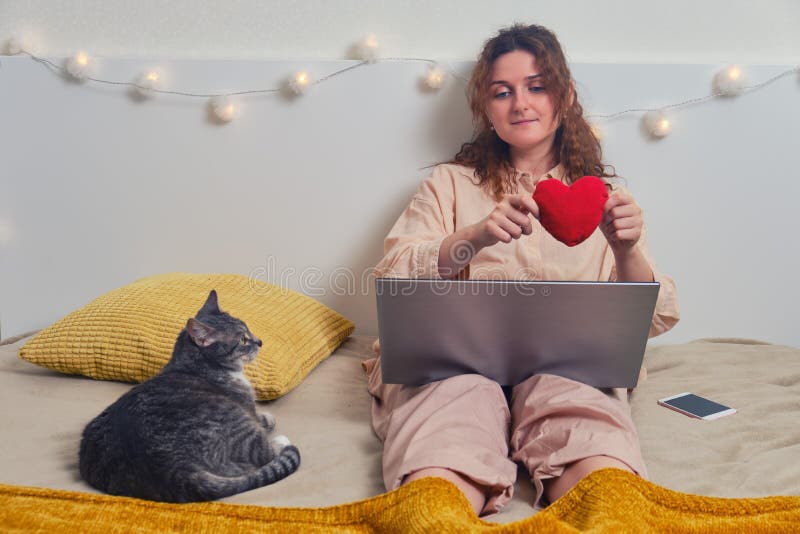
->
[1, 469, 798, 533]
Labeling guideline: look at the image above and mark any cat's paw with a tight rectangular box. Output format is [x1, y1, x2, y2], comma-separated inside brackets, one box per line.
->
[260, 412, 276, 431]
[270, 434, 291, 452]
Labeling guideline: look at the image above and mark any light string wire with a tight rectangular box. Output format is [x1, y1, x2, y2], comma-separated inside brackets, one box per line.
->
[380, 57, 472, 84]
[13, 51, 479, 96]
[21, 50, 370, 97]
[8, 50, 800, 119]
[586, 65, 800, 121]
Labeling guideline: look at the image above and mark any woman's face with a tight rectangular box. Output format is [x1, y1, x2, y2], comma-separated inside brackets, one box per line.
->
[485, 50, 560, 156]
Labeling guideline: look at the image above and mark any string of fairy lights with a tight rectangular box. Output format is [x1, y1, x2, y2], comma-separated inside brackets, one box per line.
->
[3, 33, 799, 137]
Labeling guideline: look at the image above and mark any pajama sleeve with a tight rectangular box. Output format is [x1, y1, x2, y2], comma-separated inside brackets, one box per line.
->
[374, 167, 458, 279]
[609, 219, 680, 338]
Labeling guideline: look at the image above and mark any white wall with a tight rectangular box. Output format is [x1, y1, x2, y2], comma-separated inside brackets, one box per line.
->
[1, 0, 799, 63]
[1, 3, 799, 346]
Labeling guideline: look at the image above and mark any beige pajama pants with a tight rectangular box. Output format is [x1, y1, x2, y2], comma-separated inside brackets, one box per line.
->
[363, 356, 647, 514]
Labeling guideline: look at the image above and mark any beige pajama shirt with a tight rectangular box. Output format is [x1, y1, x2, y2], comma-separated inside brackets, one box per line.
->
[365, 163, 679, 513]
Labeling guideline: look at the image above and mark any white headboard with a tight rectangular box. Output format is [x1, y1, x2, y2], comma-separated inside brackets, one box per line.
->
[1, 57, 798, 347]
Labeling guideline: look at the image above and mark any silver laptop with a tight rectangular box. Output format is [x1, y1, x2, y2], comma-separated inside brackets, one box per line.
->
[375, 278, 659, 388]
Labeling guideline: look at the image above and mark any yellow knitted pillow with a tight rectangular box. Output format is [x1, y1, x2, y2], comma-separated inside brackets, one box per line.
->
[18, 273, 355, 400]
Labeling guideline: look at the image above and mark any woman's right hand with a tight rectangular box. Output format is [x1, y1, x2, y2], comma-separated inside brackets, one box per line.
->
[472, 193, 540, 248]
[438, 193, 539, 279]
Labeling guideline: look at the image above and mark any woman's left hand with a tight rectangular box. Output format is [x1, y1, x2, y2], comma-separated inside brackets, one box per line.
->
[600, 191, 643, 253]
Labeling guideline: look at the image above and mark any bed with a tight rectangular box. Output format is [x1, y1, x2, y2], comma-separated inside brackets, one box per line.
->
[1, 329, 799, 526]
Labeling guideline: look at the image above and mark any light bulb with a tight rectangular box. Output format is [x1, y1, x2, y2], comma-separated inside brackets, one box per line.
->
[423, 64, 446, 90]
[66, 51, 92, 80]
[210, 96, 236, 123]
[642, 110, 671, 139]
[356, 34, 380, 63]
[5, 32, 43, 55]
[590, 123, 604, 142]
[134, 70, 161, 97]
[713, 64, 746, 96]
[0, 217, 14, 246]
[6, 36, 24, 55]
[288, 71, 312, 95]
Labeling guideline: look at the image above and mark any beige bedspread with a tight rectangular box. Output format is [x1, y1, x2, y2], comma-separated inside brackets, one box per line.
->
[1, 333, 798, 524]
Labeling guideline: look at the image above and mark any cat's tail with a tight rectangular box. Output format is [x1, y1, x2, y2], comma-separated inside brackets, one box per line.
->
[188, 439, 301, 501]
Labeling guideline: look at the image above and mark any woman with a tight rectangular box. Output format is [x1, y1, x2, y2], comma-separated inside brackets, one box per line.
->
[363, 23, 679, 516]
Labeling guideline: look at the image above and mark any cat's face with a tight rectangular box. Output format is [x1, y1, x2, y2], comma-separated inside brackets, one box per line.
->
[186, 291, 263, 370]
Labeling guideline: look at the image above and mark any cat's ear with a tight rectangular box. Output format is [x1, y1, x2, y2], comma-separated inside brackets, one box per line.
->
[186, 318, 220, 347]
[197, 290, 220, 316]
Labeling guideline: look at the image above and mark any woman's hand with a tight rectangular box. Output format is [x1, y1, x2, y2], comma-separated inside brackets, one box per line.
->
[601, 190, 655, 282]
[439, 193, 538, 278]
[600, 191, 643, 253]
[472, 193, 540, 249]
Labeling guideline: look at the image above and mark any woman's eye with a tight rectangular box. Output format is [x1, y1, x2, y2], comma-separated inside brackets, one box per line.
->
[493, 90, 510, 99]
[239, 336, 247, 345]
[529, 86, 545, 93]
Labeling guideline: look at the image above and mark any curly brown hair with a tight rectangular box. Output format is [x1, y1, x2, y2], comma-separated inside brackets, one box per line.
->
[451, 23, 615, 200]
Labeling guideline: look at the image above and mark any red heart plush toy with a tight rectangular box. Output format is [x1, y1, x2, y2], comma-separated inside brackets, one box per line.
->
[533, 176, 609, 247]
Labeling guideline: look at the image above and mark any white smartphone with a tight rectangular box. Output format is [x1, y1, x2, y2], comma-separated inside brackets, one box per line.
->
[657, 392, 737, 420]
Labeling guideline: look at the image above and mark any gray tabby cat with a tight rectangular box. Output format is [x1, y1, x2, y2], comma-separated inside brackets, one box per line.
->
[79, 290, 300, 502]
